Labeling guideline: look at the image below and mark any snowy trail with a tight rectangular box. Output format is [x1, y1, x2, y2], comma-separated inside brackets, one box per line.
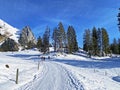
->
[18, 61, 84, 90]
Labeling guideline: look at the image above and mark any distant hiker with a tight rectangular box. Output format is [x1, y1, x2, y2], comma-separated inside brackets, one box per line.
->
[38, 55, 40, 57]
[41, 56, 45, 61]
[43, 57, 45, 61]
[48, 56, 50, 59]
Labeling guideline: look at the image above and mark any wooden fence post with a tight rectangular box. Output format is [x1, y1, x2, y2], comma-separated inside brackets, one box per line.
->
[38, 61, 40, 70]
[16, 68, 19, 84]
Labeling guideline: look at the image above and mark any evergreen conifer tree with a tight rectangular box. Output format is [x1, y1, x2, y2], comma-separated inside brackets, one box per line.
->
[42, 26, 50, 53]
[110, 38, 119, 54]
[97, 28, 102, 56]
[101, 28, 110, 55]
[118, 38, 120, 54]
[92, 27, 99, 55]
[52, 27, 60, 52]
[58, 22, 66, 52]
[83, 29, 92, 52]
[118, 8, 120, 31]
[37, 36, 42, 51]
[67, 26, 78, 53]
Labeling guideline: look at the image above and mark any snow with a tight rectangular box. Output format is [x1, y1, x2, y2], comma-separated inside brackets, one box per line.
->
[0, 50, 41, 90]
[0, 19, 19, 43]
[53, 53, 120, 90]
[18, 62, 84, 90]
[0, 49, 120, 90]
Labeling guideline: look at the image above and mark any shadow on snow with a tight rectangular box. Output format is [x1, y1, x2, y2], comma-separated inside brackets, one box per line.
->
[7, 54, 41, 61]
[53, 57, 120, 69]
[7, 53, 120, 69]
[112, 76, 120, 82]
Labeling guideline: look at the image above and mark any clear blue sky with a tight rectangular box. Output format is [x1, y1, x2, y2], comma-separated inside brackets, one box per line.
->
[0, 0, 120, 47]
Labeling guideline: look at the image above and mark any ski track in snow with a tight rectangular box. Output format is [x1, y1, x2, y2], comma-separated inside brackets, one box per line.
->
[17, 61, 84, 90]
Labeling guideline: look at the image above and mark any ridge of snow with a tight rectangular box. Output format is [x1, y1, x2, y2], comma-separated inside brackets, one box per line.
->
[0, 19, 19, 43]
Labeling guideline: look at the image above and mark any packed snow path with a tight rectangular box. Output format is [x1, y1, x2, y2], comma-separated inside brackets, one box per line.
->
[18, 61, 84, 90]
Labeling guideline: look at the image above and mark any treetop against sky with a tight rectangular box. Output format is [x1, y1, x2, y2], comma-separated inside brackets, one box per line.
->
[0, 0, 120, 47]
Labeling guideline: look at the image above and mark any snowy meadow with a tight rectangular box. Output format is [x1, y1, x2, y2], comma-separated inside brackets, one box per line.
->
[0, 49, 120, 90]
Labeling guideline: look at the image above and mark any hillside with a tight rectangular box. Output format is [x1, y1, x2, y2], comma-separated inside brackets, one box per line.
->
[0, 35, 6, 43]
[0, 19, 19, 43]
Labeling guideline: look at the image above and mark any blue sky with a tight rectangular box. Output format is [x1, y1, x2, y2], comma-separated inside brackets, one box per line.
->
[0, 0, 120, 47]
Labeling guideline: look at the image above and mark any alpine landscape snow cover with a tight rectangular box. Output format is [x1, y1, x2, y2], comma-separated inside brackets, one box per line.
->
[0, 47, 120, 90]
[0, 20, 120, 90]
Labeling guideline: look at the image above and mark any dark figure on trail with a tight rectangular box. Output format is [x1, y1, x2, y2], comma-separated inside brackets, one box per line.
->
[48, 56, 50, 59]
[43, 57, 45, 61]
[41, 57, 45, 61]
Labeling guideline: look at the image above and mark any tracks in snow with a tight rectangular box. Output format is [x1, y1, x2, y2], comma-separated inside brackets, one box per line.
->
[17, 61, 84, 90]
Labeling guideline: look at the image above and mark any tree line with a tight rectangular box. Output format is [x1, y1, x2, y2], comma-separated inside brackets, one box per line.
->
[83, 27, 120, 57]
[110, 38, 120, 54]
[37, 22, 78, 54]
[83, 27, 110, 57]
[0, 8, 119, 54]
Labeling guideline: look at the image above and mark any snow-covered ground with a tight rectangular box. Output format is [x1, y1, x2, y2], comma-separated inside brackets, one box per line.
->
[0, 50, 42, 90]
[0, 19, 19, 43]
[53, 54, 120, 90]
[0, 49, 120, 90]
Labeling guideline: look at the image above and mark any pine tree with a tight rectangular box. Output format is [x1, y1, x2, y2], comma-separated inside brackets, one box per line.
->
[52, 22, 67, 52]
[118, 8, 120, 31]
[110, 38, 119, 54]
[58, 22, 66, 52]
[67, 26, 78, 53]
[42, 26, 50, 53]
[83, 27, 110, 56]
[92, 27, 99, 55]
[83, 29, 92, 52]
[37, 36, 42, 51]
[101, 28, 110, 55]
[52, 27, 60, 52]
[118, 38, 120, 54]
[97, 28, 102, 56]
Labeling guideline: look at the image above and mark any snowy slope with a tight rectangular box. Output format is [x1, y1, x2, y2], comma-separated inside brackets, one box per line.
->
[0, 19, 19, 42]
[52, 53, 120, 90]
[0, 50, 42, 90]
[0, 49, 120, 90]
